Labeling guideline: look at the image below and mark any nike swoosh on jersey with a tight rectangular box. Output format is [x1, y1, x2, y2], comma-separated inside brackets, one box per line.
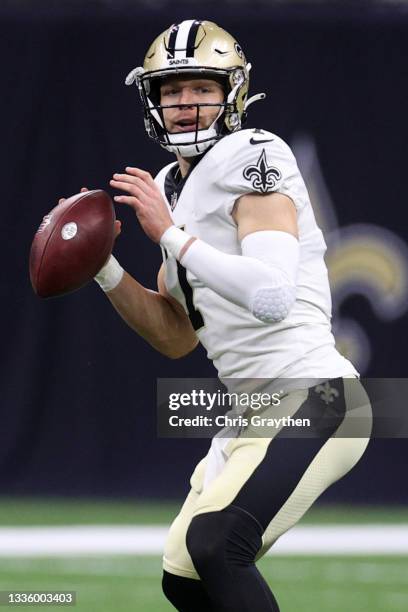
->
[249, 137, 274, 145]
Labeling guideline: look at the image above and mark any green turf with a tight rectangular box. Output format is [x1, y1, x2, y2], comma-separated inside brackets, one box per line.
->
[0, 498, 407, 526]
[259, 556, 408, 611]
[299, 505, 408, 525]
[0, 556, 406, 611]
[0, 499, 180, 526]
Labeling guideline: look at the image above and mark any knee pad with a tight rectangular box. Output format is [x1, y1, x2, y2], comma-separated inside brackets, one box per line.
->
[186, 506, 263, 574]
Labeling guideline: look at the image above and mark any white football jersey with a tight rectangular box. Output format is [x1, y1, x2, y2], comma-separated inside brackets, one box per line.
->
[155, 129, 357, 379]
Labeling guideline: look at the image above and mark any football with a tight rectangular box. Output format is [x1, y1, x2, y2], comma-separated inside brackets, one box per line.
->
[30, 190, 115, 298]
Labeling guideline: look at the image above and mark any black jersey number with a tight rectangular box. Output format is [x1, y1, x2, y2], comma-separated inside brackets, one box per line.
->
[162, 226, 204, 331]
[176, 261, 204, 331]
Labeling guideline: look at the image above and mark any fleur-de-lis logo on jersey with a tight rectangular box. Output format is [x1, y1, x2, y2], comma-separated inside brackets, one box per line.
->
[243, 149, 282, 193]
[314, 382, 339, 405]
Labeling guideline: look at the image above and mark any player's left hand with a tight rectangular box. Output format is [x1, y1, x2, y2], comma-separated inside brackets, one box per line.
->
[110, 167, 173, 243]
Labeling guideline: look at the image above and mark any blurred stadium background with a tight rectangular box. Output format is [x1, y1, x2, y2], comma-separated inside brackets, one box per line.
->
[1, 0, 408, 610]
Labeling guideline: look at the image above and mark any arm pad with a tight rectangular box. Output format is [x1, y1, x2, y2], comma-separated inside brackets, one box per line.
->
[160, 227, 299, 323]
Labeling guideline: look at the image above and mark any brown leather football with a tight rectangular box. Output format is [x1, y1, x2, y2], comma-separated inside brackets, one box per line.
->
[30, 190, 115, 298]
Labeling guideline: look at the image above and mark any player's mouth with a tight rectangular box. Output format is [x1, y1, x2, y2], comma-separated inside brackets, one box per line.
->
[174, 119, 199, 132]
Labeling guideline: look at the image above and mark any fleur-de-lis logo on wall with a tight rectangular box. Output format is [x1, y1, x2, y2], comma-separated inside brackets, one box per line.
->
[314, 382, 339, 405]
[243, 149, 282, 193]
[292, 134, 408, 373]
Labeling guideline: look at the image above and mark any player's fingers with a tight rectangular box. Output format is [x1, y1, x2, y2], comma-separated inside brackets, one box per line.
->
[113, 219, 122, 239]
[110, 178, 148, 201]
[59, 188, 88, 205]
[125, 167, 154, 185]
[113, 194, 143, 209]
[112, 174, 153, 195]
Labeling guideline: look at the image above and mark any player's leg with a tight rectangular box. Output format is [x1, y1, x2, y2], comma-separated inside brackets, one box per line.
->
[185, 378, 371, 611]
[162, 456, 218, 611]
[162, 455, 278, 611]
[162, 571, 216, 612]
[186, 506, 281, 611]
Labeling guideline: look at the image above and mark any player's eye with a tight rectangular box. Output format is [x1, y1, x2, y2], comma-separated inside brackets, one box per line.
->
[161, 87, 179, 96]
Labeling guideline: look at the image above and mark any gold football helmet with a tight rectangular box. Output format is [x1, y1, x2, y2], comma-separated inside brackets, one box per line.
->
[125, 20, 265, 156]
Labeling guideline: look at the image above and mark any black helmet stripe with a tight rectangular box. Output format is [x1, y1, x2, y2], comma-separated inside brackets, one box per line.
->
[166, 24, 179, 59]
[186, 20, 202, 57]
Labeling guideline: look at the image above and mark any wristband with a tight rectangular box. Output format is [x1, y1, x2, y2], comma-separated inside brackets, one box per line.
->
[160, 225, 194, 260]
[94, 254, 124, 292]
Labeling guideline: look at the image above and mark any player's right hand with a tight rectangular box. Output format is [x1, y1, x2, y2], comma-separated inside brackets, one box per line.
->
[58, 187, 121, 240]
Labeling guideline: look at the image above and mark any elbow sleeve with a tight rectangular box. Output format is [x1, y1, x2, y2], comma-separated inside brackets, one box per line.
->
[161, 227, 299, 324]
[242, 231, 298, 323]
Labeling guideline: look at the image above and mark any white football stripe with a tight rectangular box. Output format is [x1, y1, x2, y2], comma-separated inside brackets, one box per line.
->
[174, 20, 196, 59]
[0, 525, 407, 556]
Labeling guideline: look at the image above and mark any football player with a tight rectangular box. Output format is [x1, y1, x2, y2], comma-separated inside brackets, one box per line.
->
[94, 20, 371, 612]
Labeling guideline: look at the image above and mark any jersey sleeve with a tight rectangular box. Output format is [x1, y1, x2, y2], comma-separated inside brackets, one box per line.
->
[217, 131, 308, 212]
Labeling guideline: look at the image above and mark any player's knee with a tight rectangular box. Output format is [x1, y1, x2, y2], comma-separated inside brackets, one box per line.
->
[186, 508, 263, 573]
[186, 514, 224, 570]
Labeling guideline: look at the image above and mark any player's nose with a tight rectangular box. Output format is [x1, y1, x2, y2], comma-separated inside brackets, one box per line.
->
[177, 87, 195, 107]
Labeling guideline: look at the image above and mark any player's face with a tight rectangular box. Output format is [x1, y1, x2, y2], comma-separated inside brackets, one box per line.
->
[160, 77, 224, 134]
